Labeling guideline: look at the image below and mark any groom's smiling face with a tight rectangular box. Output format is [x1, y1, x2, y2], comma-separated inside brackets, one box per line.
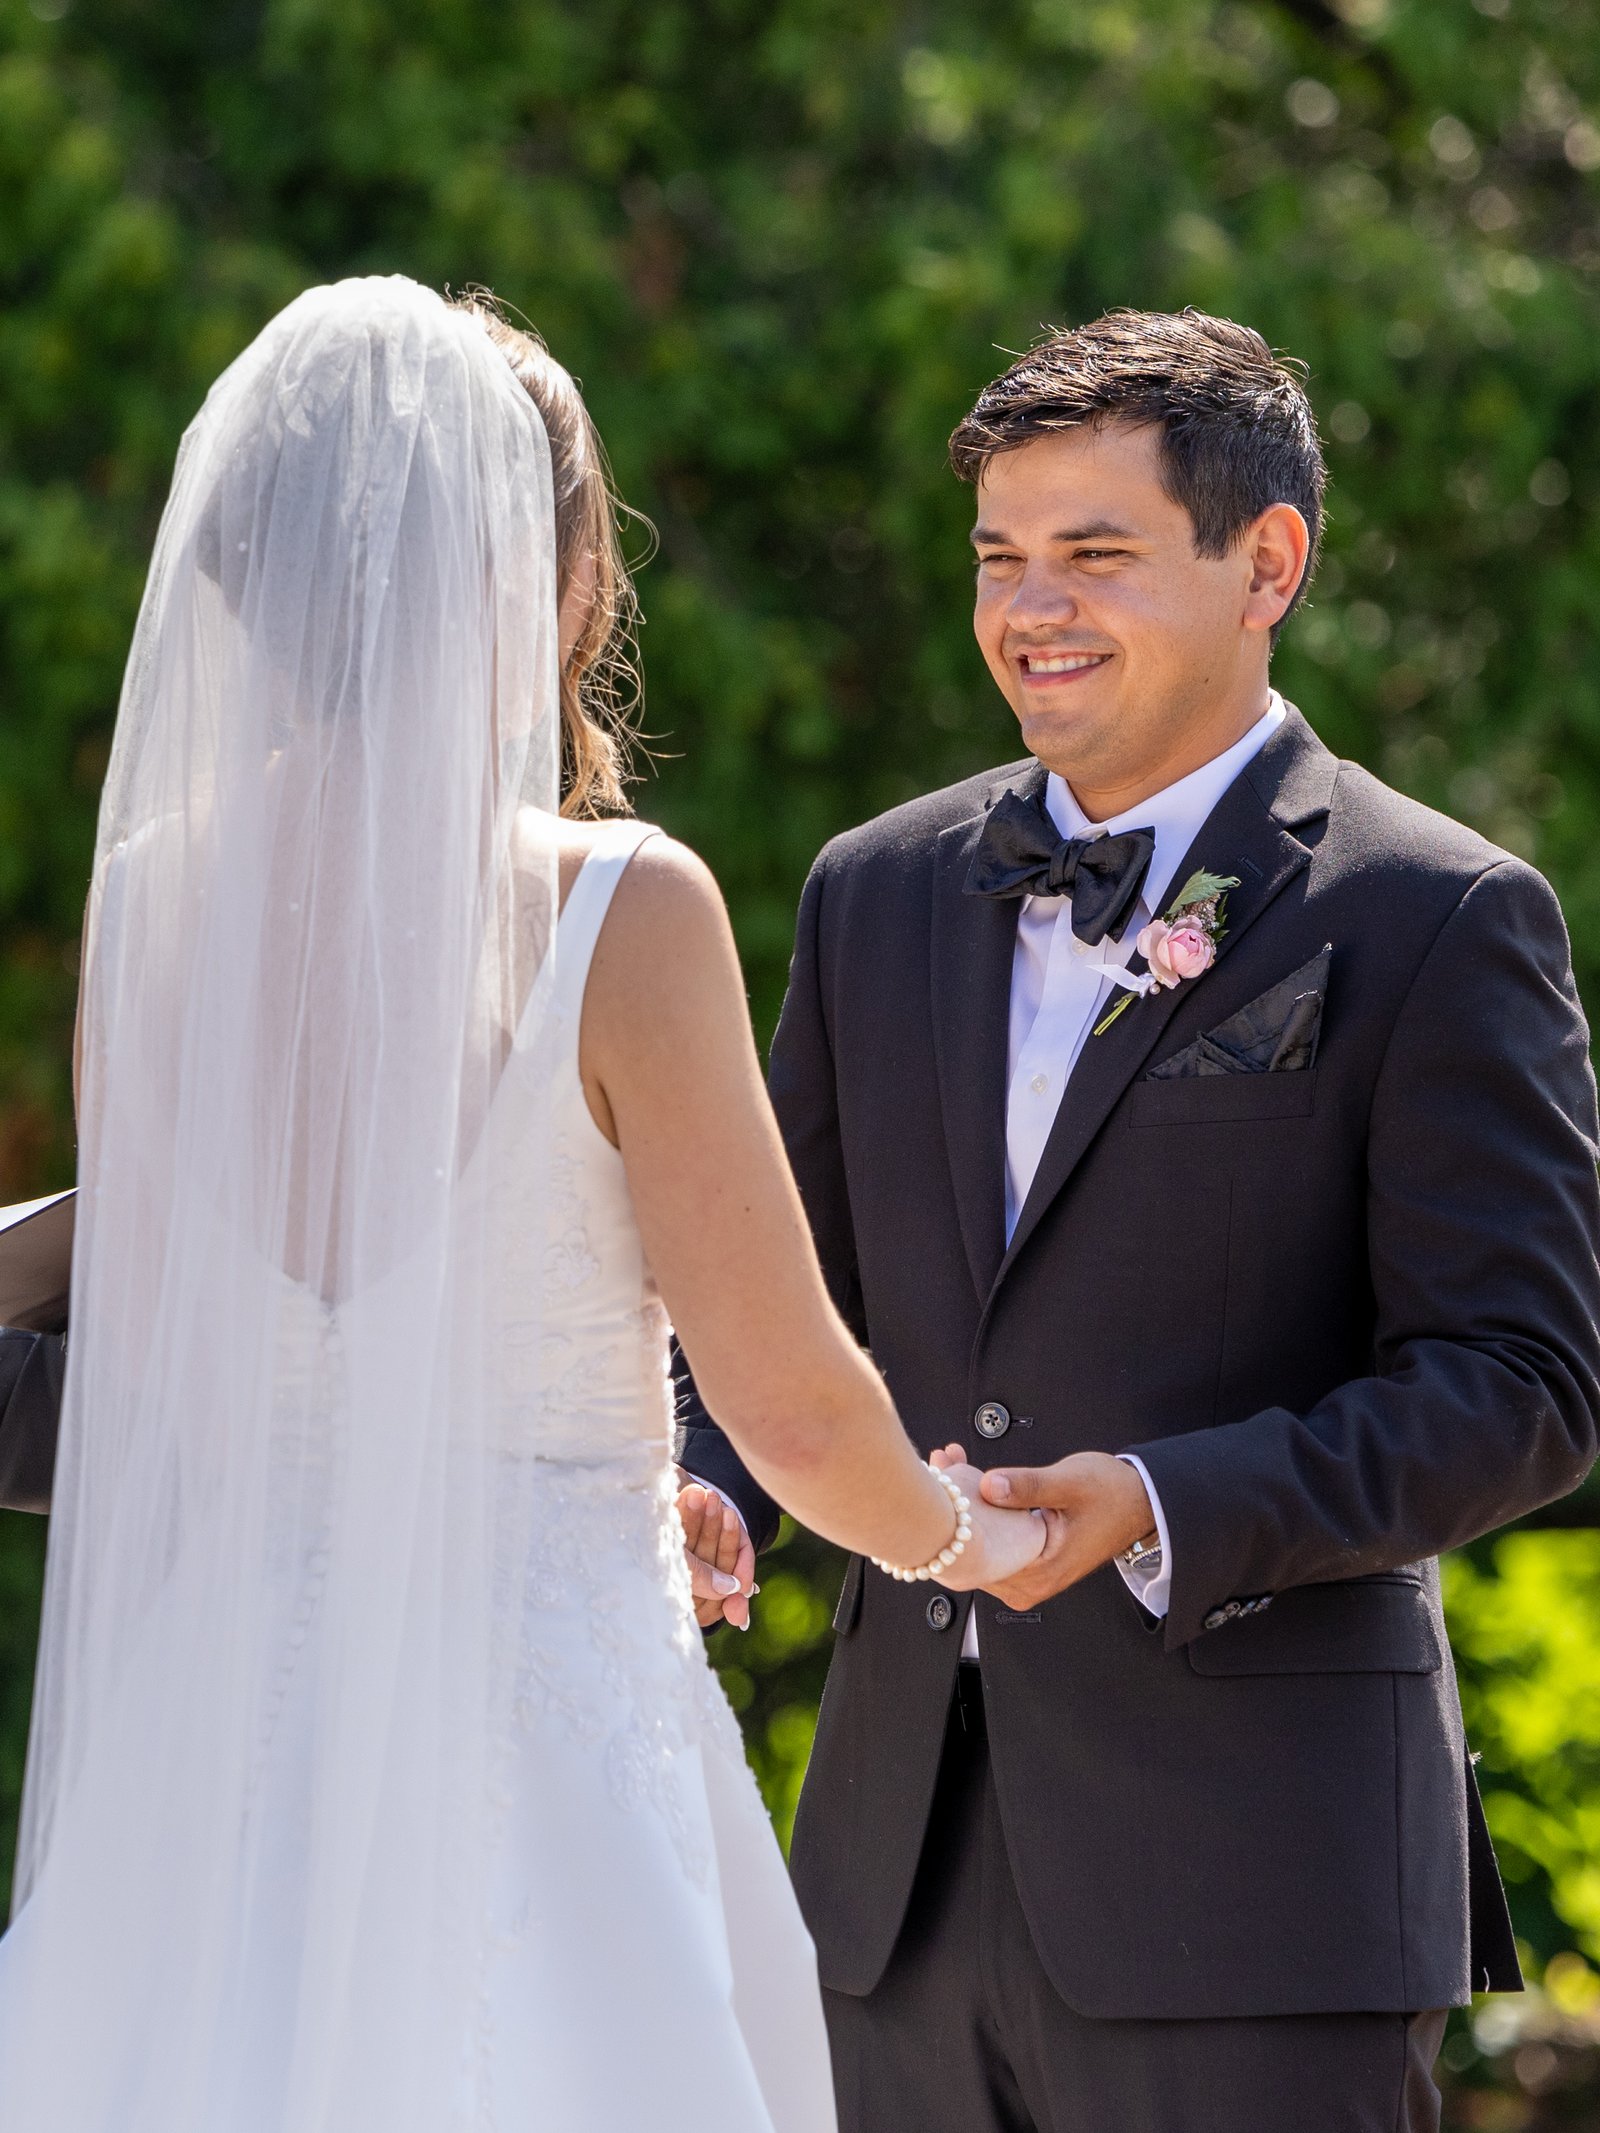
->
[970, 420, 1292, 817]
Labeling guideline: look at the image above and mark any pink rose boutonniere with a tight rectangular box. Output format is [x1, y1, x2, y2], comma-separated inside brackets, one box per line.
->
[1139, 915, 1216, 986]
[1093, 868, 1242, 1036]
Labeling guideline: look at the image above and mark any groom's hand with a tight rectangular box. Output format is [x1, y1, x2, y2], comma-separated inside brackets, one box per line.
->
[975, 1453, 1155, 1609]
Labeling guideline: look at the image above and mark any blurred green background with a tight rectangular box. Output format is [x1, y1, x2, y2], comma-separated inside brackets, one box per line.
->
[2, 0, 1599, 2119]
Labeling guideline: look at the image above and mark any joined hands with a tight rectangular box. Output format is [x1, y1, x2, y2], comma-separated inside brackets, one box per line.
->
[675, 1446, 1158, 1629]
[930, 1444, 1156, 1608]
[924, 1445, 1047, 1592]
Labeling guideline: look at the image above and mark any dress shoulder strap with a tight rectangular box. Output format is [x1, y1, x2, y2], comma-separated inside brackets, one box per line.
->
[553, 819, 663, 1021]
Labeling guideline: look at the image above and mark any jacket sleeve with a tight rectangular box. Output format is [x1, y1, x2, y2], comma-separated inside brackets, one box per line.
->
[1132, 858, 1600, 1650]
[0, 1328, 64, 1514]
[673, 850, 866, 1555]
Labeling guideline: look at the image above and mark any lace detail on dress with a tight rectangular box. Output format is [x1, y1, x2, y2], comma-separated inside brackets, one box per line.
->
[530, 1334, 619, 1447]
[543, 1145, 601, 1295]
[490, 1454, 737, 1891]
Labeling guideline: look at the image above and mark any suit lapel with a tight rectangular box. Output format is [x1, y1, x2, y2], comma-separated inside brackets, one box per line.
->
[991, 711, 1339, 1293]
[930, 762, 1045, 1300]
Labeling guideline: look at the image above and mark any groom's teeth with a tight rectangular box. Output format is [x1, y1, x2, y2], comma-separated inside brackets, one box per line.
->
[1027, 654, 1106, 674]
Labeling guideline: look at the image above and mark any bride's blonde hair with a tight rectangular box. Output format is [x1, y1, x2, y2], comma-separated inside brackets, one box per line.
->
[451, 291, 644, 817]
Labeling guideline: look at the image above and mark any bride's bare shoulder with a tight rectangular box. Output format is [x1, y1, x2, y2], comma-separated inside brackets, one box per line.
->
[564, 823, 740, 1103]
[592, 830, 736, 1030]
[605, 828, 729, 960]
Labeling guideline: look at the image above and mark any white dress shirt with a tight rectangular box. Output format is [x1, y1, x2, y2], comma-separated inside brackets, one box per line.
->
[959, 693, 1287, 1656]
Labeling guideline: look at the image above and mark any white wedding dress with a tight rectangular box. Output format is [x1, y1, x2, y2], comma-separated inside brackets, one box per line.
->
[0, 818, 837, 2131]
[0, 278, 837, 2131]
[410, 816, 836, 2127]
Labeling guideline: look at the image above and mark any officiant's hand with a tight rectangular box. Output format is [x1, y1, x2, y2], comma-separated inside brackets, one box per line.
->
[924, 1449, 1049, 1592]
[958, 1450, 1155, 1610]
[676, 1476, 757, 1631]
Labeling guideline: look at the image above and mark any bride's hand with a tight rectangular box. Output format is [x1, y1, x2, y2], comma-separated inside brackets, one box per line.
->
[927, 1444, 1047, 1593]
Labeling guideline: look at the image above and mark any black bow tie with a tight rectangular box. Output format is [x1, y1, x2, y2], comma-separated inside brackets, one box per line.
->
[965, 791, 1157, 947]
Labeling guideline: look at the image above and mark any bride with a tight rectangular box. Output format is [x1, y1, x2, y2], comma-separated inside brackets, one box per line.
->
[0, 276, 1044, 2130]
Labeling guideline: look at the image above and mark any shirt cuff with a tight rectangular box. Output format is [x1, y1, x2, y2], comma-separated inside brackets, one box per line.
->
[1114, 1453, 1171, 1619]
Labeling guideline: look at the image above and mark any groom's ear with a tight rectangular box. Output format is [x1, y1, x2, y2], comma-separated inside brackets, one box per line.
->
[1240, 503, 1311, 637]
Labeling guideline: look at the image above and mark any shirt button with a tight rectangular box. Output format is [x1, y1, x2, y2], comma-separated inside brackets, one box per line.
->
[1030, 1073, 1049, 1095]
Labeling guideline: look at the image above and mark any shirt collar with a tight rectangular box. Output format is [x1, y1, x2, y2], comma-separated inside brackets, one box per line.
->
[1042, 692, 1287, 926]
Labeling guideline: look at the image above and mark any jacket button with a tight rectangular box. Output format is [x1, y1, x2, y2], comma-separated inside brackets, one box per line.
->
[926, 1594, 955, 1633]
[974, 1402, 1011, 1440]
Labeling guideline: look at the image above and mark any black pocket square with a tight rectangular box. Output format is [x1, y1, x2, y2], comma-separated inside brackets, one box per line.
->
[1148, 948, 1331, 1080]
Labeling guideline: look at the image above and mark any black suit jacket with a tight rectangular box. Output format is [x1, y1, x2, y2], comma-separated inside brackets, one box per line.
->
[0, 1327, 63, 1514]
[678, 707, 1600, 2019]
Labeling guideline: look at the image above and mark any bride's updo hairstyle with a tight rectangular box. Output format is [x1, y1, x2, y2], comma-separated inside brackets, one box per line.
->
[452, 291, 643, 817]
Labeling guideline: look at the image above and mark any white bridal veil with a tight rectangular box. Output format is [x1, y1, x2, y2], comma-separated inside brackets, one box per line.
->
[0, 276, 562, 2128]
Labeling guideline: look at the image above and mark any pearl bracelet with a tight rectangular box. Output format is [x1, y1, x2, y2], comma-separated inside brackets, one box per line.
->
[871, 1467, 972, 1582]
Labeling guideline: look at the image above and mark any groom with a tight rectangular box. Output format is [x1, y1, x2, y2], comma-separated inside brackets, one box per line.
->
[678, 310, 1600, 2130]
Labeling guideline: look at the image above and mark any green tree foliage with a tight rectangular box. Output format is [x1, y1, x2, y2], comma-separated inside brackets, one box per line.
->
[1448, 1535, 1600, 1967]
[1, 0, 1598, 2107]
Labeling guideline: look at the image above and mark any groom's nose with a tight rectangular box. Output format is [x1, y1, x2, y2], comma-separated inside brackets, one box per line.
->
[1006, 560, 1080, 633]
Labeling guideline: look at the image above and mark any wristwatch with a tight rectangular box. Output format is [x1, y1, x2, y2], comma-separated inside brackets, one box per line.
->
[1118, 1532, 1163, 1575]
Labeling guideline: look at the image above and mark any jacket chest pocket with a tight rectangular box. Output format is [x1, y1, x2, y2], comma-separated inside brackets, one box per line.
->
[1128, 1070, 1319, 1129]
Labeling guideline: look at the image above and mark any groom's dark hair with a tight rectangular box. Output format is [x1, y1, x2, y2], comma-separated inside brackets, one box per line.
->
[949, 309, 1326, 630]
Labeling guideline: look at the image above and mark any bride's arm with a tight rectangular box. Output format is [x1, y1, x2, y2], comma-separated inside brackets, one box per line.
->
[582, 835, 1041, 1584]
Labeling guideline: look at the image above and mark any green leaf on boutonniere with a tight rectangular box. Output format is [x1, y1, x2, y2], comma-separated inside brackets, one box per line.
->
[1165, 869, 1241, 920]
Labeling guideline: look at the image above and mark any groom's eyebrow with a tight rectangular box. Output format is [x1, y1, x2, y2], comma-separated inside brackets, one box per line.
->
[969, 517, 1141, 546]
[1049, 517, 1141, 542]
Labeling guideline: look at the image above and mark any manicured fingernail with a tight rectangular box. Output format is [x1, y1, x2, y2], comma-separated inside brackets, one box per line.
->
[750, 1583, 761, 1596]
[988, 1476, 1011, 1501]
[713, 1570, 741, 1596]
